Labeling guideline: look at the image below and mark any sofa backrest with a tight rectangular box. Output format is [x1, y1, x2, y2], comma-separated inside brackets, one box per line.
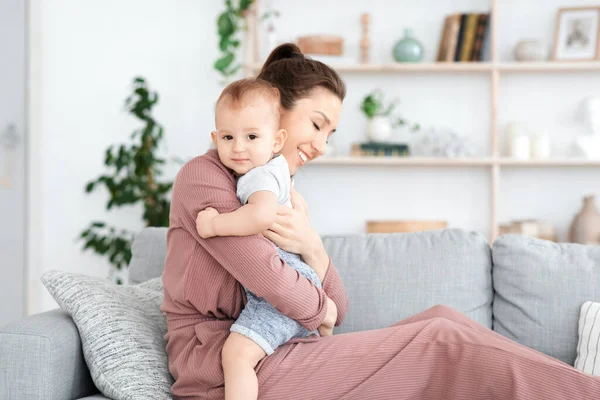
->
[492, 235, 600, 365]
[129, 227, 168, 285]
[129, 227, 494, 333]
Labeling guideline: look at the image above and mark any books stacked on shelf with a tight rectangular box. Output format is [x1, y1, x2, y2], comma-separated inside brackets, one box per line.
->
[351, 142, 410, 157]
[437, 12, 490, 62]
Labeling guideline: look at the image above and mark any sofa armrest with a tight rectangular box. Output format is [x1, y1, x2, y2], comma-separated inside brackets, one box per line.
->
[0, 309, 97, 400]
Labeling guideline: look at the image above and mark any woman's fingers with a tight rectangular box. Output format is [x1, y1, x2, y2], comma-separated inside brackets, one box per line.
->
[263, 229, 287, 246]
[268, 222, 285, 234]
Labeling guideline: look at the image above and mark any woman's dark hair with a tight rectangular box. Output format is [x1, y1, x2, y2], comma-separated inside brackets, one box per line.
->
[257, 43, 346, 110]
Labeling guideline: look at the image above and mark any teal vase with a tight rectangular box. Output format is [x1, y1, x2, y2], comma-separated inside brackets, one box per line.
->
[393, 28, 424, 63]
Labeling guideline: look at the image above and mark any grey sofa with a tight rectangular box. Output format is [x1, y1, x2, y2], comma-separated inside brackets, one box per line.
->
[1, 227, 599, 400]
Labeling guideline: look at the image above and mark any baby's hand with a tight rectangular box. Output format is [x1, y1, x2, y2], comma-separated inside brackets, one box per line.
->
[196, 207, 219, 238]
[318, 324, 334, 337]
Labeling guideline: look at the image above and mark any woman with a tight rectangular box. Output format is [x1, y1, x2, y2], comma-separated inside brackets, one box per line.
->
[161, 43, 600, 399]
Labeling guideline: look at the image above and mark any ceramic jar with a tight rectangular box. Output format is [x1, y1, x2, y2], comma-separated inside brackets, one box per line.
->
[569, 196, 600, 245]
[514, 40, 548, 62]
[393, 28, 424, 63]
[367, 116, 392, 141]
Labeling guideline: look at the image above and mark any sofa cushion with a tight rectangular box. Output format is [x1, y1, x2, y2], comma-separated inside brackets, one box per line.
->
[41, 271, 173, 400]
[492, 235, 600, 365]
[574, 301, 600, 375]
[129, 228, 494, 333]
[323, 229, 493, 333]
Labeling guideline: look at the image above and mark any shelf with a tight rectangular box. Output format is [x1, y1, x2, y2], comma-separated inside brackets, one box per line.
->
[309, 156, 600, 167]
[498, 158, 600, 166]
[311, 157, 494, 166]
[247, 61, 600, 74]
[497, 61, 600, 73]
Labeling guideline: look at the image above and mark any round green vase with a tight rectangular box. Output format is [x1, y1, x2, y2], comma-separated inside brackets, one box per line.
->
[393, 28, 424, 63]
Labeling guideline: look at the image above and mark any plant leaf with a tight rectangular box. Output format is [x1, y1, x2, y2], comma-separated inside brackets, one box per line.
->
[214, 52, 234, 72]
[239, 0, 253, 12]
[217, 12, 235, 37]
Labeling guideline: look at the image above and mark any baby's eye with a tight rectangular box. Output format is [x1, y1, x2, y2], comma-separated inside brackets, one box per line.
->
[223, 135, 233, 140]
[312, 122, 321, 131]
[248, 134, 258, 140]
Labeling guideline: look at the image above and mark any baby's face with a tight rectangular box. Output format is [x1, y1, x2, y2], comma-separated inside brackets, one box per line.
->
[212, 97, 281, 175]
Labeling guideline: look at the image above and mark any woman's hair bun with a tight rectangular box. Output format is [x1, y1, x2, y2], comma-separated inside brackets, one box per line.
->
[262, 43, 304, 69]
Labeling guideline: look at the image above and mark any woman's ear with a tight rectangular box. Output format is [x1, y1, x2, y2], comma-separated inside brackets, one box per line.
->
[273, 129, 287, 153]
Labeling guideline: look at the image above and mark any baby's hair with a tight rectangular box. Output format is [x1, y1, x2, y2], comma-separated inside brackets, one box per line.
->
[216, 78, 281, 124]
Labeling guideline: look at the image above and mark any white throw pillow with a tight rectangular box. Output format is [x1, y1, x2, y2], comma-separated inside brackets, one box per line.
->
[574, 301, 600, 375]
[41, 270, 173, 400]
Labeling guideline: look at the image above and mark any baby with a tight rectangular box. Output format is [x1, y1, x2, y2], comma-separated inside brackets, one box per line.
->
[195, 78, 324, 400]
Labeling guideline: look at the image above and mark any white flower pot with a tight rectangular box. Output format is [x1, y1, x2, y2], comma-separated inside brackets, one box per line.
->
[367, 116, 392, 142]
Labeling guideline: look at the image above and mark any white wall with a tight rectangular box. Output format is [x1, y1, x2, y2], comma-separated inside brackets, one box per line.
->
[35, 0, 600, 312]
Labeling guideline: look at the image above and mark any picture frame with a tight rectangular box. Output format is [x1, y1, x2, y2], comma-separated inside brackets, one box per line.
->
[553, 7, 600, 61]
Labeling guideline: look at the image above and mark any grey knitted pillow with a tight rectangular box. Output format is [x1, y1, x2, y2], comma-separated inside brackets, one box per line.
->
[41, 270, 173, 400]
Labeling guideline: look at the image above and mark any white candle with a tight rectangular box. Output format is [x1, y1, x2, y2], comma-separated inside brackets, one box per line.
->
[511, 135, 530, 159]
[530, 134, 550, 158]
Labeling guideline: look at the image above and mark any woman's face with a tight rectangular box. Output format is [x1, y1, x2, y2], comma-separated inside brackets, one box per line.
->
[279, 87, 342, 175]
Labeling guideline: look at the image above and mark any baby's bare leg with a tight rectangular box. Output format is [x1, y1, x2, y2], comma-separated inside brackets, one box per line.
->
[222, 332, 267, 400]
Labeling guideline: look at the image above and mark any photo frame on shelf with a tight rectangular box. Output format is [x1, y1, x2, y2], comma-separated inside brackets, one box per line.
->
[553, 7, 600, 61]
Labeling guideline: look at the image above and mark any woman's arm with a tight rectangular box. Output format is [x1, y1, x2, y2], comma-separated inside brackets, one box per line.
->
[264, 190, 349, 326]
[173, 155, 329, 331]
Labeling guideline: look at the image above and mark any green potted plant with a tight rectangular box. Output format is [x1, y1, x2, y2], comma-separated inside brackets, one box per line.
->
[360, 89, 420, 142]
[79, 77, 172, 283]
[215, 0, 254, 82]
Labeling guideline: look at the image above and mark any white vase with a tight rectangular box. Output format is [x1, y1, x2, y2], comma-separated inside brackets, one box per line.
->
[367, 116, 392, 142]
[514, 40, 548, 62]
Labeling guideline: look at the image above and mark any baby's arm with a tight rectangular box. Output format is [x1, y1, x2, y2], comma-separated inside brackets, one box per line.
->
[196, 190, 278, 238]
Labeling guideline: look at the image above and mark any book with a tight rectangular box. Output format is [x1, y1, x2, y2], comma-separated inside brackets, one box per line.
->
[440, 13, 462, 62]
[351, 142, 410, 157]
[471, 13, 490, 61]
[436, 16, 453, 61]
[459, 13, 480, 61]
[454, 14, 468, 62]
[480, 13, 492, 61]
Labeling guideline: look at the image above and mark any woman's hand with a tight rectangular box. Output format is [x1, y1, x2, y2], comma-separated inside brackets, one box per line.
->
[263, 190, 330, 280]
[318, 297, 338, 337]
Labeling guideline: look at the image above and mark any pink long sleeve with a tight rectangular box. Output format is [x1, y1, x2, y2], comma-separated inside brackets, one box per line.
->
[321, 260, 348, 326]
[169, 149, 330, 330]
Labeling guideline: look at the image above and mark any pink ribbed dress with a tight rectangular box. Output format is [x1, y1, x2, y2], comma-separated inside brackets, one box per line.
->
[161, 150, 600, 399]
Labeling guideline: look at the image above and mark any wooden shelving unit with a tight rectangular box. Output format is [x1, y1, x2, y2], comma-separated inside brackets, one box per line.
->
[243, 0, 600, 241]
